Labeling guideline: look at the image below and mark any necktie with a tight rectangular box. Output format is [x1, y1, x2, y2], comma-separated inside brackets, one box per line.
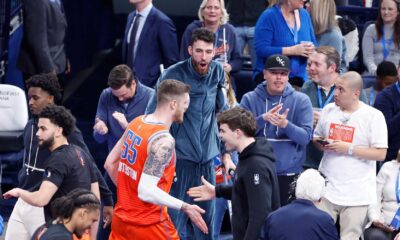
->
[127, 14, 141, 68]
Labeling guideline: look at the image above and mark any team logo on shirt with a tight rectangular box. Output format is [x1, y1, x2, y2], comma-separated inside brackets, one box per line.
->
[254, 174, 260, 185]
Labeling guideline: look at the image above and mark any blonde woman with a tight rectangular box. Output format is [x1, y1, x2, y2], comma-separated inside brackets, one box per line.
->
[309, 0, 347, 72]
[179, 0, 242, 74]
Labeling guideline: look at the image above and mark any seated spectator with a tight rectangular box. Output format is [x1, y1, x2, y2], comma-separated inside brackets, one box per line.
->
[260, 169, 339, 240]
[254, 0, 317, 87]
[309, 0, 347, 72]
[366, 61, 398, 106]
[374, 67, 400, 162]
[364, 149, 400, 240]
[180, 0, 241, 74]
[362, 0, 400, 75]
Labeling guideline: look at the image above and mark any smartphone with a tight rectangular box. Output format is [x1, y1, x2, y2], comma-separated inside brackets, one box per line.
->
[316, 139, 330, 146]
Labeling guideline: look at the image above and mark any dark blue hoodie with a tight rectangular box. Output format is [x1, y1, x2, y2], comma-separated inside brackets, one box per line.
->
[240, 82, 313, 175]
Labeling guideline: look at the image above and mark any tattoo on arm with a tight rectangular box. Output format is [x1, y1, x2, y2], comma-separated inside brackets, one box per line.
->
[143, 133, 175, 178]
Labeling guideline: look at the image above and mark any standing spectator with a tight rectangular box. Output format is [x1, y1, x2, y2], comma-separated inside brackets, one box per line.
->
[122, 0, 179, 87]
[18, 0, 69, 83]
[362, 0, 400, 75]
[226, 0, 268, 69]
[146, 28, 226, 239]
[365, 61, 398, 106]
[180, 0, 242, 75]
[261, 169, 339, 240]
[308, 0, 347, 72]
[105, 80, 208, 239]
[188, 107, 280, 240]
[314, 71, 388, 239]
[254, 0, 316, 87]
[240, 54, 313, 206]
[93, 64, 153, 239]
[374, 67, 400, 162]
[364, 150, 400, 240]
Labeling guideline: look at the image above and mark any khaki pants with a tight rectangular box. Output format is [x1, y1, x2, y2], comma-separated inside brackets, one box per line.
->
[5, 198, 45, 240]
[317, 198, 368, 240]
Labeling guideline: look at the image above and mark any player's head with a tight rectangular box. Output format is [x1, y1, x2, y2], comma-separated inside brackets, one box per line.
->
[108, 64, 137, 102]
[156, 80, 191, 123]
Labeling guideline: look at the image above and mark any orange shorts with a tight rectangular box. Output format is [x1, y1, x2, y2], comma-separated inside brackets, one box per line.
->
[109, 215, 179, 240]
[73, 232, 90, 240]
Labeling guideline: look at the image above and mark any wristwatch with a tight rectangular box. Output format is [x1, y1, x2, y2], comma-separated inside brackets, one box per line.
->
[348, 144, 354, 156]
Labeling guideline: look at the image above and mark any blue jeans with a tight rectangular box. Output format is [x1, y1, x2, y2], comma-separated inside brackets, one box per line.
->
[234, 26, 256, 69]
[168, 159, 215, 240]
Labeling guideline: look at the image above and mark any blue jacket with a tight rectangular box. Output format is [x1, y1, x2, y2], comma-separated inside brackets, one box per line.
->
[374, 82, 400, 161]
[93, 82, 154, 151]
[240, 82, 313, 175]
[254, 5, 316, 80]
[146, 58, 226, 163]
[180, 20, 242, 73]
[261, 199, 339, 240]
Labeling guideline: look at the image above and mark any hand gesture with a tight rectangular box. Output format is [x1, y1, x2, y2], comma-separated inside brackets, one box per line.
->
[181, 203, 208, 234]
[3, 188, 21, 199]
[93, 118, 108, 135]
[102, 205, 113, 228]
[292, 42, 314, 57]
[324, 140, 351, 154]
[112, 112, 128, 129]
[187, 176, 216, 201]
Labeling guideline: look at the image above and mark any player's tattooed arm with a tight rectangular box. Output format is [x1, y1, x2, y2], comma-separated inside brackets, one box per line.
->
[143, 133, 175, 178]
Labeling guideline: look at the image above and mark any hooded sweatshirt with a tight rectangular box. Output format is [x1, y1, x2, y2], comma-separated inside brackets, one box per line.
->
[240, 82, 313, 175]
[216, 138, 280, 240]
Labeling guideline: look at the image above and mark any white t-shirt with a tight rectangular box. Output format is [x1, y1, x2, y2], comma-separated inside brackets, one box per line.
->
[314, 102, 388, 206]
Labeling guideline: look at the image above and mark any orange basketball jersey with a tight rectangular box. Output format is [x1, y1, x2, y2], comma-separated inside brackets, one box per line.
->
[114, 115, 176, 225]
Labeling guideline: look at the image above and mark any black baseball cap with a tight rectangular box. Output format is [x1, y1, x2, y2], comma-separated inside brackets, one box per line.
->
[264, 54, 291, 72]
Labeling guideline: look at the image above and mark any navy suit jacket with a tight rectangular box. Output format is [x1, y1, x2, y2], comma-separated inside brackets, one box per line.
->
[122, 6, 179, 87]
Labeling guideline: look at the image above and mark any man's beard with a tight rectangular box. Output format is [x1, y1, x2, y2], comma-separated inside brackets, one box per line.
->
[38, 136, 54, 150]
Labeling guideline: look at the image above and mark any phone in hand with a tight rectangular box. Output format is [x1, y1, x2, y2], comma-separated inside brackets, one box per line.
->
[316, 139, 330, 146]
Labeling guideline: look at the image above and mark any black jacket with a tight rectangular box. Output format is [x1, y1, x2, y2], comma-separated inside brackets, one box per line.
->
[227, 0, 269, 27]
[216, 138, 280, 240]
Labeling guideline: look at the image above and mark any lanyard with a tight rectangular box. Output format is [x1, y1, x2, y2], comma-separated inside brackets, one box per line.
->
[396, 168, 400, 204]
[382, 27, 393, 60]
[317, 86, 335, 108]
[369, 88, 376, 106]
[214, 30, 219, 48]
[396, 81, 400, 95]
[278, 6, 299, 44]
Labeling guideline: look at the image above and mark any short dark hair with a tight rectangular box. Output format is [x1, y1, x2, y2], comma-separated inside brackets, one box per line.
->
[315, 46, 340, 73]
[189, 28, 216, 46]
[39, 104, 76, 137]
[107, 64, 136, 89]
[26, 73, 62, 104]
[51, 188, 100, 221]
[217, 107, 256, 137]
[156, 79, 191, 105]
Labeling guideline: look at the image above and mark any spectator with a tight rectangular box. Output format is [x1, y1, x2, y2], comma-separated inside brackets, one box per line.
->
[145, 28, 226, 239]
[364, 150, 400, 240]
[17, 0, 69, 84]
[362, 0, 400, 75]
[188, 107, 280, 240]
[302, 46, 368, 169]
[254, 0, 316, 87]
[366, 61, 398, 106]
[122, 0, 179, 87]
[92, 64, 153, 239]
[374, 66, 400, 162]
[314, 71, 388, 239]
[4, 74, 112, 240]
[240, 54, 313, 206]
[180, 0, 242, 75]
[33, 189, 100, 240]
[308, 0, 347, 72]
[226, 0, 268, 69]
[261, 169, 339, 240]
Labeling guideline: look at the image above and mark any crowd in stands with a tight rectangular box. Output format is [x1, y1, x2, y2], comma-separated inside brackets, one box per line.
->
[2, 0, 400, 239]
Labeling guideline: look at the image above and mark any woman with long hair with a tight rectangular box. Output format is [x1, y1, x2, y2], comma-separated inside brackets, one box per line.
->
[362, 0, 400, 74]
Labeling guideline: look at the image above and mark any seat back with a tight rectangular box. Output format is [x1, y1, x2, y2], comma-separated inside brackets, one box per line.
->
[0, 84, 28, 131]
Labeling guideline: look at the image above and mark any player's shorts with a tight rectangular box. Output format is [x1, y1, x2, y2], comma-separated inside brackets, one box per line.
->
[109, 214, 179, 240]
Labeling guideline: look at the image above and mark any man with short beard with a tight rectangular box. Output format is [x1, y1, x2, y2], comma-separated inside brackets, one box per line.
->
[146, 28, 226, 239]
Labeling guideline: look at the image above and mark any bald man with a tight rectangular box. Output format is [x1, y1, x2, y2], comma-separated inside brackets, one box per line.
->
[312, 71, 388, 240]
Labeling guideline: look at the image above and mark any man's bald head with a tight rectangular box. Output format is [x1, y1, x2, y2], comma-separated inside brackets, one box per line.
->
[339, 71, 363, 92]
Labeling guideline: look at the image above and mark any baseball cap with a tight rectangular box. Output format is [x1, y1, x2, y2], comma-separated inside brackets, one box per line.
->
[264, 54, 290, 72]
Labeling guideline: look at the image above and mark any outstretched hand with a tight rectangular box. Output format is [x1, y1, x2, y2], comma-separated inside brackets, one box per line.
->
[187, 176, 216, 201]
[181, 203, 208, 234]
